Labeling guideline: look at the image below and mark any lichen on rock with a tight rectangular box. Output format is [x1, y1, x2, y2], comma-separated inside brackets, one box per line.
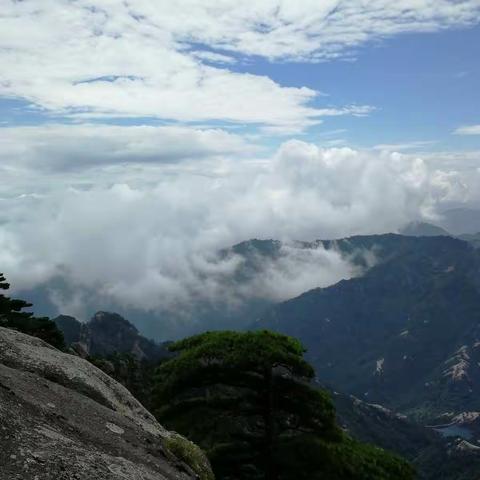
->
[164, 433, 215, 480]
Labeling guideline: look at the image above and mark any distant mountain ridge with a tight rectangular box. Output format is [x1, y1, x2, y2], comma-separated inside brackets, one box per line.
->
[55, 311, 170, 362]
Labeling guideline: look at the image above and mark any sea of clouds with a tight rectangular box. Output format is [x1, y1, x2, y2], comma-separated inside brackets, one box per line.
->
[1, 125, 476, 336]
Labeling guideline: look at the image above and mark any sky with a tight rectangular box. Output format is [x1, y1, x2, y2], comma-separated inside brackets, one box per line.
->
[1, 1, 480, 330]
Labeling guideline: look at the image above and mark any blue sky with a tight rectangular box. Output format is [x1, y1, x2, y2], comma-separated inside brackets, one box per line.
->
[217, 24, 480, 150]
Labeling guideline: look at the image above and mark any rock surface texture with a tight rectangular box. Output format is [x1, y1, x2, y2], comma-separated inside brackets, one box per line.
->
[0, 326, 212, 480]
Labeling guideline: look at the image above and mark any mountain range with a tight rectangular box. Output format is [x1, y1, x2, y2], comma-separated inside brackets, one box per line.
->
[256, 235, 480, 422]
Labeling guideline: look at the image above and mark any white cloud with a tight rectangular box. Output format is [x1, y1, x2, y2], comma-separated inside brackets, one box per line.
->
[373, 141, 437, 151]
[1, 134, 476, 330]
[454, 124, 480, 135]
[124, 1, 480, 61]
[0, 124, 255, 171]
[234, 244, 361, 302]
[1, 1, 479, 130]
[191, 51, 236, 65]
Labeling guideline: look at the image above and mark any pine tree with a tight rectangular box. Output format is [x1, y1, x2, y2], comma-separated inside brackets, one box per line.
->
[0, 273, 64, 349]
[154, 330, 413, 480]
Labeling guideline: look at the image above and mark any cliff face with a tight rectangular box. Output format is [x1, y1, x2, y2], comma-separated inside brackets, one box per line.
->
[0, 326, 212, 480]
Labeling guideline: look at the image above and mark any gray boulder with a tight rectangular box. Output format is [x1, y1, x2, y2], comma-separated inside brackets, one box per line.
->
[0, 327, 213, 480]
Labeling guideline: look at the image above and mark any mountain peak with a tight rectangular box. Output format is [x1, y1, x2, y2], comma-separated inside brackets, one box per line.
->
[90, 311, 139, 334]
[54, 311, 168, 362]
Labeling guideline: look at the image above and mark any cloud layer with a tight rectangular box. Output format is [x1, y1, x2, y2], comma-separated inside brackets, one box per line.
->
[1, 129, 475, 333]
[2, 1, 479, 130]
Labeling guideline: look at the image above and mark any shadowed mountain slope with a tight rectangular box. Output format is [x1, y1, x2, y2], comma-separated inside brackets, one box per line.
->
[256, 235, 480, 421]
[55, 311, 170, 362]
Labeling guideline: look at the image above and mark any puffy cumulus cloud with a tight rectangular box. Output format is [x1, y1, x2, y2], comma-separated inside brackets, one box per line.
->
[1, 137, 474, 332]
[410, 150, 480, 206]
[254, 141, 441, 236]
[2, 1, 479, 130]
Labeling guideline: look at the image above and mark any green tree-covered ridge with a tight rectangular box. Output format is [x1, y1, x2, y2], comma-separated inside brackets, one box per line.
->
[154, 330, 414, 480]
